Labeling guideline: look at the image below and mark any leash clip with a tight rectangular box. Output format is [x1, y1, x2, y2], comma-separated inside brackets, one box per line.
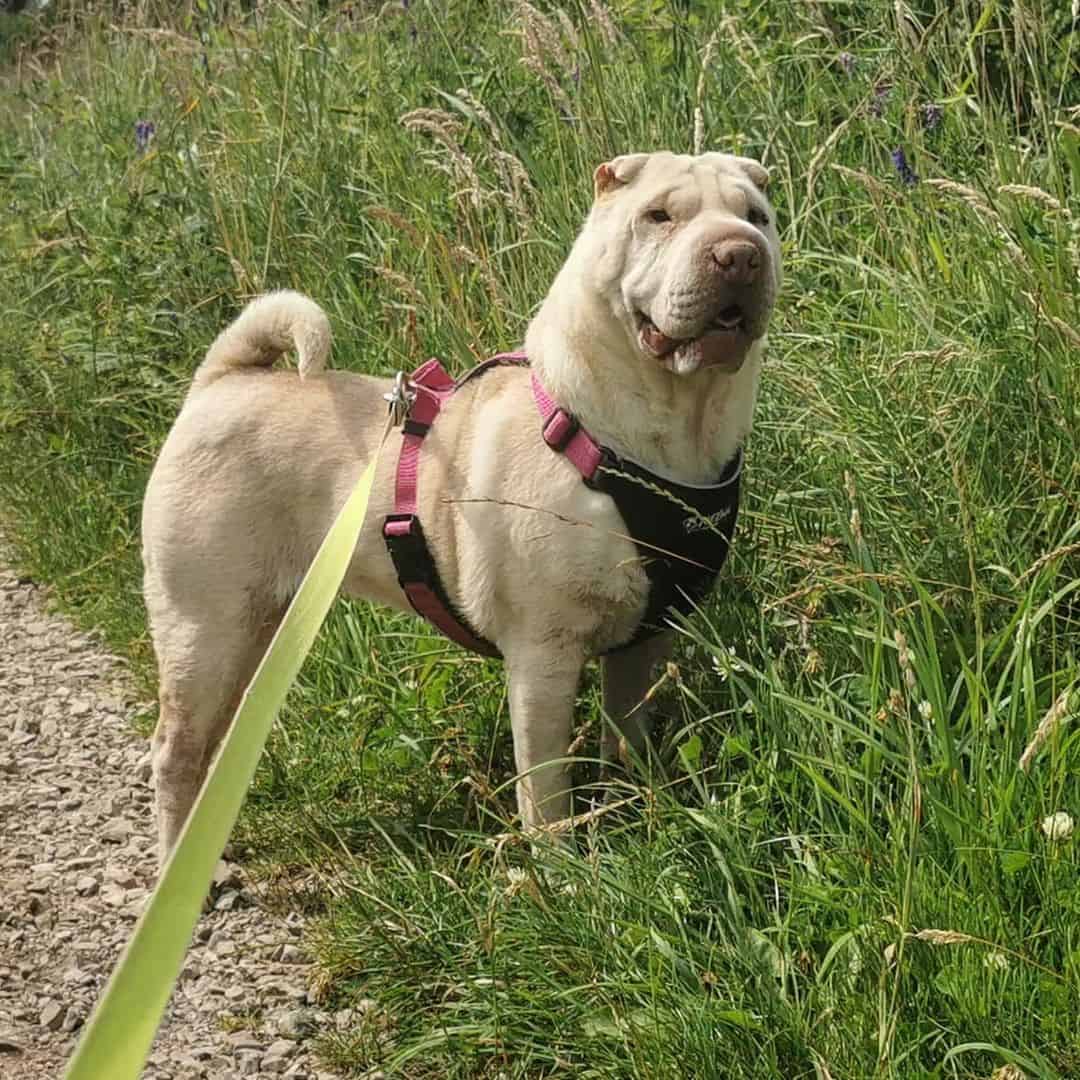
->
[383, 371, 416, 428]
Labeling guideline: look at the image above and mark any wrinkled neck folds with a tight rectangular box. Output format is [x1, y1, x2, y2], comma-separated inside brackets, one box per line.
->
[525, 228, 763, 487]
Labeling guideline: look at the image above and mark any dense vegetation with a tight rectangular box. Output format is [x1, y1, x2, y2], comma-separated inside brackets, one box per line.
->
[1, 1, 1078, 1076]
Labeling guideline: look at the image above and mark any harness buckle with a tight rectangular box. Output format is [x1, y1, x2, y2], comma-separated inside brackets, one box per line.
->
[383, 512, 417, 540]
[383, 371, 416, 427]
[384, 514, 434, 588]
[542, 408, 580, 453]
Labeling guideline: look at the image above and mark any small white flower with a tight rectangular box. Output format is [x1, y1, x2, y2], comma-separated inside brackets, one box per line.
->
[918, 700, 933, 721]
[504, 866, 527, 897]
[1041, 811, 1074, 842]
[847, 943, 864, 977]
[984, 951, 1009, 971]
[710, 644, 743, 681]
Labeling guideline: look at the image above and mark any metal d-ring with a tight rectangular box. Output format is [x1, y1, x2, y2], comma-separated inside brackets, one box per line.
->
[382, 371, 416, 428]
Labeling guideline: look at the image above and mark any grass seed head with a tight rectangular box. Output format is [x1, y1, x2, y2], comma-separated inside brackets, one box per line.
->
[588, 0, 620, 49]
[913, 929, 976, 946]
[998, 184, 1069, 216]
[1019, 687, 1075, 772]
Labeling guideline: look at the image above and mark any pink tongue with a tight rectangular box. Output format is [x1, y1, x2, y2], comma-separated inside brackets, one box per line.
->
[642, 322, 677, 355]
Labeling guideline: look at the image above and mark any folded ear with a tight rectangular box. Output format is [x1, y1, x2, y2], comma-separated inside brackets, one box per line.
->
[733, 156, 770, 190]
[593, 153, 650, 198]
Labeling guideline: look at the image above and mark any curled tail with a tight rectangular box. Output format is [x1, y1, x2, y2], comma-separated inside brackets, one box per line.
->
[191, 290, 332, 392]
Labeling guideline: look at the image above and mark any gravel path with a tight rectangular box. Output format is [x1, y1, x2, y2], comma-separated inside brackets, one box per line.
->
[0, 549, 353, 1079]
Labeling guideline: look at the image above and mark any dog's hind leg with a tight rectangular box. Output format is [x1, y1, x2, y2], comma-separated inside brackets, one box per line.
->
[148, 599, 282, 868]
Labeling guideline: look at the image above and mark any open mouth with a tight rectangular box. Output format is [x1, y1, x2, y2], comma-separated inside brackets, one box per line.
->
[636, 306, 750, 373]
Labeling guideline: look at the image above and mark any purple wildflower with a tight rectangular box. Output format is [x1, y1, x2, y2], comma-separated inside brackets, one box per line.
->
[134, 120, 156, 154]
[923, 103, 942, 131]
[870, 81, 891, 118]
[838, 51, 855, 76]
[890, 147, 918, 186]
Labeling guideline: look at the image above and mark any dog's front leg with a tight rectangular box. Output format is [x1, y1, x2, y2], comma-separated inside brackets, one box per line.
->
[600, 632, 673, 768]
[504, 640, 586, 830]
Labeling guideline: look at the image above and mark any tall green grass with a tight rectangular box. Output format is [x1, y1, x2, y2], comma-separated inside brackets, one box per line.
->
[1, 1, 1078, 1076]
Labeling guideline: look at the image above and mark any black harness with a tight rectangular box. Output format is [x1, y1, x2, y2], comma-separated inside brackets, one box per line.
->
[588, 446, 741, 650]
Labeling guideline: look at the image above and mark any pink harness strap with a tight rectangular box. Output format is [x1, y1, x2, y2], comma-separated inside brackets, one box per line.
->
[384, 355, 521, 656]
[383, 353, 607, 656]
[385, 358, 455, 525]
[529, 373, 603, 480]
[395, 576, 493, 656]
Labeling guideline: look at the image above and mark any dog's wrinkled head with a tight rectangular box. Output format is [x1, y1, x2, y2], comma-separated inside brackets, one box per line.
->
[584, 151, 781, 376]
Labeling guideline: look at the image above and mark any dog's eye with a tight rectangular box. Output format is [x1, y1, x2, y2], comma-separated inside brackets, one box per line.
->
[646, 208, 671, 224]
[748, 207, 770, 228]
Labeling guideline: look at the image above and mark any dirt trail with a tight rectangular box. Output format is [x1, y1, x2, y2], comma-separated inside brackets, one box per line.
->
[0, 548, 354, 1079]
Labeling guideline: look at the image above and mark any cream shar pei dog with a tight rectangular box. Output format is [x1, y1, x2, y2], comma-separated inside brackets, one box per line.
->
[142, 151, 782, 863]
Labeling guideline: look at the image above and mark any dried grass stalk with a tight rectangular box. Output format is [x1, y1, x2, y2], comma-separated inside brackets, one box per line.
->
[401, 108, 486, 208]
[588, 0, 621, 49]
[925, 179, 1025, 263]
[1018, 542, 1080, 583]
[1019, 686, 1075, 772]
[912, 928, 976, 946]
[831, 163, 894, 200]
[693, 33, 719, 155]
[997, 184, 1069, 216]
[1020, 291, 1080, 349]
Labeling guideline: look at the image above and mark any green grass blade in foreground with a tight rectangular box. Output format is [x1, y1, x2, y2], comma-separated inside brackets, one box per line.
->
[63, 456, 378, 1080]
